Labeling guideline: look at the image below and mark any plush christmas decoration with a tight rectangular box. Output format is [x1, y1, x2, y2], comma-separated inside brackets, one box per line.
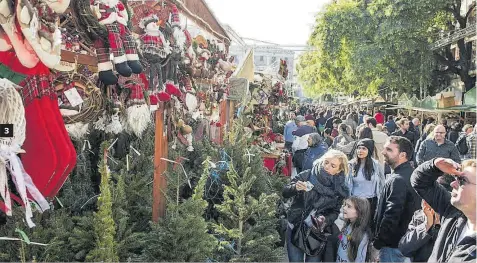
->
[185, 92, 198, 113]
[91, 0, 142, 84]
[1, 53, 76, 200]
[169, 3, 185, 50]
[165, 82, 181, 97]
[0, 78, 50, 227]
[15, 0, 67, 69]
[0, 3, 39, 68]
[157, 90, 171, 102]
[0, 28, 12, 51]
[123, 80, 150, 137]
[139, 12, 170, 99]
[176, 119, 194, 151]
[20, 74, 76, 199]
[65, 122, 90, 140]
[107, 98, 124, 134]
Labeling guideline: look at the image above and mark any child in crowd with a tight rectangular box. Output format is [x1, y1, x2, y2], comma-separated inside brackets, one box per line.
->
[337, 197, 371, 263]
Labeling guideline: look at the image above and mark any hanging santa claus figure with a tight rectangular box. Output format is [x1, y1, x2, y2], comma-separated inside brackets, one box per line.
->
[91, 0, 143, 85]
[139, 12, 171, 94]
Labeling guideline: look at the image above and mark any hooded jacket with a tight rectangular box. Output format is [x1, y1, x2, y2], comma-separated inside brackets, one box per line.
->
[411, 160, 476, 262]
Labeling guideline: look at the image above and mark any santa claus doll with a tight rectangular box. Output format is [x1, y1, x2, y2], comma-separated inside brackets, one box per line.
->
[139, 12, 170, 91]
[91, 0, 142, 85]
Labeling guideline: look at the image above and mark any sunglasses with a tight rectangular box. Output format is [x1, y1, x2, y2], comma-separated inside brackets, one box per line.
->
[453, 175, 476, 187]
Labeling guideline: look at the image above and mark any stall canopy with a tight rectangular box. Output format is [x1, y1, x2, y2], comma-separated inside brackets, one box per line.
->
[229, 48, 254, 101]
[464, 87, 476, 106]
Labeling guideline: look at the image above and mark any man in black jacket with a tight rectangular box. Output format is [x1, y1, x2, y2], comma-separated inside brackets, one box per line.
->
[373, 136, 421, 262]
[411, 158, 476, 262]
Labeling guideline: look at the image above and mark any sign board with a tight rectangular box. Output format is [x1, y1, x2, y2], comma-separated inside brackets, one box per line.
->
[228, 77, 249, 101]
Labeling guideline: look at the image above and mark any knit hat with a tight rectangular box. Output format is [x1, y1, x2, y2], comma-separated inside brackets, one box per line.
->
[305, 115, 314, 121]
[356, 138, 375, 157]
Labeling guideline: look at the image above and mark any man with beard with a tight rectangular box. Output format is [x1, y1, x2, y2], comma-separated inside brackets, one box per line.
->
[411, 158, 476, 262]
[373, 136, 421, 262]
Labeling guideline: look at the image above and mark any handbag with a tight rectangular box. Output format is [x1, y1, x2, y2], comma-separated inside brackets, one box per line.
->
[291, 192, 328, 256]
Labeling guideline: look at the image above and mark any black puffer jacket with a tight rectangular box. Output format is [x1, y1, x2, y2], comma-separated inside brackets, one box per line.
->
[411, 160, 476, 262]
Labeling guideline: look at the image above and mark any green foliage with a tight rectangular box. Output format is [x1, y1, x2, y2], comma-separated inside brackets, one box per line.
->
[86, 141, 118, 262]
[141, 161, 217, 261]
[211, 119, 282, 262]
[299, 0, 475, 97]
[213, 165, 281, 262]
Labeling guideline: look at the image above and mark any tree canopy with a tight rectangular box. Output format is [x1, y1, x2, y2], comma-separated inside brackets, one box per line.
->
[298, 0, 475, 98]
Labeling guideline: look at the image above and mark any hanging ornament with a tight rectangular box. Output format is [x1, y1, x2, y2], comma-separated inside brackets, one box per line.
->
[123, 80, 151, 137]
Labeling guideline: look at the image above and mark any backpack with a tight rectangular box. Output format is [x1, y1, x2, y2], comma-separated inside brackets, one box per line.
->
[456, 134, 469, 155]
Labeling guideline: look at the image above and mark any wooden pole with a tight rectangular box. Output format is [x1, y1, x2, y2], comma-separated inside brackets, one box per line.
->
[152, 104, 168, 222]
[219, 100, 227, 144]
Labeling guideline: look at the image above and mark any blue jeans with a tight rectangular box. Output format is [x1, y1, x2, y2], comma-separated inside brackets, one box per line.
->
[286, 226, 321, 262]
[379, 247, 407, 263]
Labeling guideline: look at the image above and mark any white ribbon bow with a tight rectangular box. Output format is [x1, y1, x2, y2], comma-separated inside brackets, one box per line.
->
[0, 143, 50, 228]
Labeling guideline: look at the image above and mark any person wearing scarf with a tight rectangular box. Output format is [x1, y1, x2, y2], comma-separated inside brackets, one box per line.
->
[283, 150, 350, 262]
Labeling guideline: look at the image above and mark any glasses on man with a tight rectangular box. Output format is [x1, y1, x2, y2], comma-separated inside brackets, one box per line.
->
[453, 175, 476, 187]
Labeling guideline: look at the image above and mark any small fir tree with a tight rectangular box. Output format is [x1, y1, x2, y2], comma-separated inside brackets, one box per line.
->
[86, 141, 118, 262]
[214, 165, 281, 262]
[141, 158, 217, 261]
[211, 119, 283, 262]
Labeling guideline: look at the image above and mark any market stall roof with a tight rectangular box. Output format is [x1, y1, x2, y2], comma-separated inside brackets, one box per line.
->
[464, 87, 476, 106]
[386, 105, 475, 113]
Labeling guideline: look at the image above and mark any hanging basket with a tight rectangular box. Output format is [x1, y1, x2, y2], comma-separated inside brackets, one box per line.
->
[53, 72, 104, 124]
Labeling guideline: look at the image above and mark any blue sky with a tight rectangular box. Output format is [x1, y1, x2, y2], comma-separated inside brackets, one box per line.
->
[205, 0, 330, 46]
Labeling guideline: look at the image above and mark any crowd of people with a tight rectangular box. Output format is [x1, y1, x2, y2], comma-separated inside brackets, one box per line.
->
[281, 104, 476, 262]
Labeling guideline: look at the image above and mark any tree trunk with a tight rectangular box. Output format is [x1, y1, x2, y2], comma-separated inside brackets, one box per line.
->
[237, 219, 243, 256]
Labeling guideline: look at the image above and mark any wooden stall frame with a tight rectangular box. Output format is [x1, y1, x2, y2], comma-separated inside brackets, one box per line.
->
[152, 104, 168, 222]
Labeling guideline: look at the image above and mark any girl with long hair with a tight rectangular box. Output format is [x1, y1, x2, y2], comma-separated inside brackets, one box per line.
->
[346, 139, 385, 222]
[337, 197, 372, 262]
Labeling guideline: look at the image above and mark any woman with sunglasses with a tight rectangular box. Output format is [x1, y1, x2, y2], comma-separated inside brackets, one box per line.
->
[411, 158, 476, 262]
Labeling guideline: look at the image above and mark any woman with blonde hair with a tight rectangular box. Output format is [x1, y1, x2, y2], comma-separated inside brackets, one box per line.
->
[283, 150, 349, 262]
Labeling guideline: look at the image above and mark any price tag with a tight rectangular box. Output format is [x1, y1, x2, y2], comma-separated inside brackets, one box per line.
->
[63, 87, 84, 107]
